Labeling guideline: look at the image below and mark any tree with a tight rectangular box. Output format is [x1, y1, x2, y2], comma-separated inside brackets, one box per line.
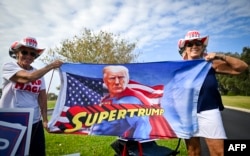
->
[242, 47, 250, 64]
[216, 47, 250, 96]
[42, 28, 139, 64]
[47, 92, 58, 100]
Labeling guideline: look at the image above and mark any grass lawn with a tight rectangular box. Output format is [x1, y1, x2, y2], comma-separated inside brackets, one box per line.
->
[45, 133, 187, 155]
[221, 96, 250, 110]
[46, 96, 250, 155]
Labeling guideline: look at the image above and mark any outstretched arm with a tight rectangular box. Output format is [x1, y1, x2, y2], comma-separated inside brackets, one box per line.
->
[204, 52, 248, 75]
[10, 60, 63, 83]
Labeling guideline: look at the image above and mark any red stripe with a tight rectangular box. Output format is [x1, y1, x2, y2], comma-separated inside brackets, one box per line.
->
[149, 116, 177, 139]
[85, 105, 99, 113]
[91, 105, 106, 112]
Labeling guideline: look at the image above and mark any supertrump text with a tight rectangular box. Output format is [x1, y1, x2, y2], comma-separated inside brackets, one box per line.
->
[60, 104, 164, 133]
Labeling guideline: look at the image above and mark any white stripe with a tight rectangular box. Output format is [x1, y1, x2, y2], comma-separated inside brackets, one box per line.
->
[58, 116, 70, 123]
[50, 127, 61, 132]
[63, 106, 70, 112]
[147, 97, 161, 104]
[127, 84, 163, 94]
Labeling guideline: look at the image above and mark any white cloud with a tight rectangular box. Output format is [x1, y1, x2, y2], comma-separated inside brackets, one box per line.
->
[0, 0, 249, 93]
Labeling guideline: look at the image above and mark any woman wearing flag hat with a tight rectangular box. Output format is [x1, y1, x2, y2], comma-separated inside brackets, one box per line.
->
[0, 37, 63, 156]
[178, 30, 248, 156]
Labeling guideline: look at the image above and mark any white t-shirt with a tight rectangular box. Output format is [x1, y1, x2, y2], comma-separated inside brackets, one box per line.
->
[0, 61, 46, 124]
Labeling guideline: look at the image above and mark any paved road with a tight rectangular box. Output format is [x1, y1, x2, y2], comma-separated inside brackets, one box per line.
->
[222, 108, 250, 139]
[201, 108, 250, 156]
[48, 109, 53, 116]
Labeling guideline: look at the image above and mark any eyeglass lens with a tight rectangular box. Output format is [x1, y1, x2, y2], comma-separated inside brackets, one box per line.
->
[21, 50, 37, 57]
[186, 40, 203, 47]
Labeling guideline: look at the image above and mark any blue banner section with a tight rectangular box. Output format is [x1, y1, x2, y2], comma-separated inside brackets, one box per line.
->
[48, 60, 211, 139]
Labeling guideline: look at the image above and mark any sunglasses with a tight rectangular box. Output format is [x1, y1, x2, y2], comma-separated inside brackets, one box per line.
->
[186, 40, 203, 47]
[21, 50, 37, 57]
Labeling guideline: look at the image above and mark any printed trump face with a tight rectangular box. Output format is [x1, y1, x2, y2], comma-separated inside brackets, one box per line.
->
[103, 66, 129, 97]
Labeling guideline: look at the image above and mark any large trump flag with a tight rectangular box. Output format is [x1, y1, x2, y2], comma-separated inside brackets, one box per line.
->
[48, 60, 211, 140]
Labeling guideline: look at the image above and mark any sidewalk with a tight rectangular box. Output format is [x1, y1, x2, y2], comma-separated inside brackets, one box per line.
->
[224, 106, 250, 113]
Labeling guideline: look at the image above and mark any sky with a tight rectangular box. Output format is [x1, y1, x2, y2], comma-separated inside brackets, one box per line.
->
[0, 0, 250, 94]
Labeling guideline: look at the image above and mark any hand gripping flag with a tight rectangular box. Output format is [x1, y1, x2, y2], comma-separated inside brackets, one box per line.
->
[48, 60, 211, 139]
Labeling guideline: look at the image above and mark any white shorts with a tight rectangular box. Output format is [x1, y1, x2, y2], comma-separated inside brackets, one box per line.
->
[193, 109, 227, 139]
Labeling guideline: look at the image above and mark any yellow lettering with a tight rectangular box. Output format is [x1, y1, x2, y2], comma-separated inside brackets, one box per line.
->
[65, 112, 87, 133]
[117, 109, 126, 119]
[151, 108, 164, 115]
[64, 107, 166, 133]
[145, 108, 152, 116]
[151, 109, 160, 115]
[138, 108, 145, 116]
[97, 111, 109, 123]
[159, 109, 164, 115]
[85, 113, 98, 126]
[108, 110, 117, 121]
[127, 109, 138, 117]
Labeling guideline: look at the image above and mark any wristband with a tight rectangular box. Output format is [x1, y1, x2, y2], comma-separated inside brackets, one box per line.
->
[215, 53, 226, 60]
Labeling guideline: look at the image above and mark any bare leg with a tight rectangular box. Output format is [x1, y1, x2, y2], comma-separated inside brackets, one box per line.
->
[185, 137, 201, 156]
[205, 138, 224, 156]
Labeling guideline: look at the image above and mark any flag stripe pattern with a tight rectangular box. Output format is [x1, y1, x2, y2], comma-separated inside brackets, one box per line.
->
[52, 73, 165, 133]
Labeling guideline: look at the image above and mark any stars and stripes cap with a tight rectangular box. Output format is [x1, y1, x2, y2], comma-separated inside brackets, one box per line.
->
[9, 37, 45, 59]
[178, 30, 209, 55]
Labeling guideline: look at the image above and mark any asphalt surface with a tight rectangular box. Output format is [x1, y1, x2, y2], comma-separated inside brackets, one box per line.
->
[48, 109, 53, 116]
[200, 107, 250, 156]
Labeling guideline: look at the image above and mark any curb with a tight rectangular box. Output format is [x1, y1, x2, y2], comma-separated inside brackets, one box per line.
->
[224, 106, 250, 113]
